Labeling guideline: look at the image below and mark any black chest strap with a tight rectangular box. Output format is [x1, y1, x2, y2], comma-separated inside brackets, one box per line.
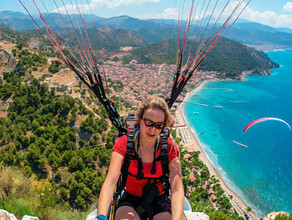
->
[114, 118, 136, 201]
[159, 128, 170, 195]
[114, 127, 170, 201]
[160, 128, 169, 176]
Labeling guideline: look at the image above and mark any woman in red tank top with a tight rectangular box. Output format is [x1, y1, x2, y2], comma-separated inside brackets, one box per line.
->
[97, 95, 184, 220]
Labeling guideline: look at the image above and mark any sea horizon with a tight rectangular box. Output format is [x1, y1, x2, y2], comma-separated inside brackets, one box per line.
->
[183, 50, 292, 217]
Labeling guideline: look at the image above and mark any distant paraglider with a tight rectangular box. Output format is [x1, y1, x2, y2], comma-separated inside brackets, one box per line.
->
[243, 117, 292, 133]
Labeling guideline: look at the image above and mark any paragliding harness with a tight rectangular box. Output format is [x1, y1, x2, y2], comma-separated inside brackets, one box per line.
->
[109, 113, 172, 220]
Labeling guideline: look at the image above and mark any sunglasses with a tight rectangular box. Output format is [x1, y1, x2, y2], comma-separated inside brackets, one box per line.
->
[142, 117, 165, 130]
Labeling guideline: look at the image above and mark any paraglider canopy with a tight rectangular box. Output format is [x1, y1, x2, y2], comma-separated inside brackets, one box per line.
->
[243, 117, 292, 133]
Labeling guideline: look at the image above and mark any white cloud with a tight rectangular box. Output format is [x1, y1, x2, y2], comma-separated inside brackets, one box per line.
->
[277, 14, 292, 28]
[138, 7, 179, 19]
[90, 0, 160, 8]
[139, 1, 246, 21]
[52, 3, 90, 14]
[53, 0, 160, 13]
[240, 2, 292, 29]
[51, 0, 292, 29]
[206, 1, 292, 29]
[161, 8, 179, 19]
[283, 2, 292, 13]
[241, 7, 278, 25]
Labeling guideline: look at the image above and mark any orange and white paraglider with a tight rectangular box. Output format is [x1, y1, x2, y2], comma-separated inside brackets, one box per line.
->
[243, 117, 292, 133]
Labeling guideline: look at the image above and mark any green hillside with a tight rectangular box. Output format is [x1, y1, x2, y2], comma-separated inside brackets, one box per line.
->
[200, 38, 279, 78]
[0, 27, 29, 44]
[120, 37, 279, 77]
[0, 45, 115, 218]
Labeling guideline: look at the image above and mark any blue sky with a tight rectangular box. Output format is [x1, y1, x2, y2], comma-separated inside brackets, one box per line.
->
[2, 0, 292, 29]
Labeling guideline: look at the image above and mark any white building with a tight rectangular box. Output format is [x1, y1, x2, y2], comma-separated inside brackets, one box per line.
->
[184, 211, 210, 220]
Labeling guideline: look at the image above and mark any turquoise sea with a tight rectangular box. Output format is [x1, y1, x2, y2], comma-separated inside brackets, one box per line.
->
[183, 50, 292, 217]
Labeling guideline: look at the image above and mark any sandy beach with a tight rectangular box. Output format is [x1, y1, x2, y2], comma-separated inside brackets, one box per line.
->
[175, 82, 259, 219]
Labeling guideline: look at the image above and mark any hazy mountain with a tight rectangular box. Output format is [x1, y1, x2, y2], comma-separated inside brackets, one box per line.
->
[0, 11, 104, 32]
[275, 27, 292, 34]
[226, 22, 292, 49]
[233, 22, 280, 33]
[0, 11, 36, 31]
[101, 15, 163, 31]
[0, 10, 27, 17]
[234, 19, 292, 34]
[1, 10, 292, 50]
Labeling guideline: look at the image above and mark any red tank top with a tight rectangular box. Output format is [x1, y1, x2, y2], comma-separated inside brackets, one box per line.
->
[113, 135, 179, 197]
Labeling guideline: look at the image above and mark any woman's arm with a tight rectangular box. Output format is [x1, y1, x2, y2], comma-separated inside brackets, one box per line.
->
[97, 151, 124, 215]
[169, 157, 184, 220]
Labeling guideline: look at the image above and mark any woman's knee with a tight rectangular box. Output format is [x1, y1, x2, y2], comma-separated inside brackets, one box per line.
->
[115, 206, 140, 220]
[153, 212, 171, 220]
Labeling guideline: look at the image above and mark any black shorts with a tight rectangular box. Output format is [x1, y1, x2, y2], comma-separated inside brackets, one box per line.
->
[116, 191, 171, 220]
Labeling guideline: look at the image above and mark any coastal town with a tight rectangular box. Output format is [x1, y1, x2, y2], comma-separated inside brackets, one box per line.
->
[100, 59, 221, 109]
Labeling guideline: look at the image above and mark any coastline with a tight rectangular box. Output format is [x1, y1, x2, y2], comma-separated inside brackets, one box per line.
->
[175, 81, 259, 219]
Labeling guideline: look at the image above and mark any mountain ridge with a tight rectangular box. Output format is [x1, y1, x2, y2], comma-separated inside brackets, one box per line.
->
[0, 24, 278, 78]
[1, 11, 292, 50]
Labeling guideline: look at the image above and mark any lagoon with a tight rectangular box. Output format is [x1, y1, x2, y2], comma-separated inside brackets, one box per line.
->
[183, 50, 292, 217]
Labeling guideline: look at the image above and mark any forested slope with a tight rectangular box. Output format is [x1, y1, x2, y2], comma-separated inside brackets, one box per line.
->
[0, 44, 115, 218]
[120, 37, 279, 77]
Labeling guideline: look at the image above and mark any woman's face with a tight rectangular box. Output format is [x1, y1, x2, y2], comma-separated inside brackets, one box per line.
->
[139, 108, 165, 145]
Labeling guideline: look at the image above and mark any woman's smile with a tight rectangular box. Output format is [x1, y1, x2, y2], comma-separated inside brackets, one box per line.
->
[139, 108, 165, 145]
